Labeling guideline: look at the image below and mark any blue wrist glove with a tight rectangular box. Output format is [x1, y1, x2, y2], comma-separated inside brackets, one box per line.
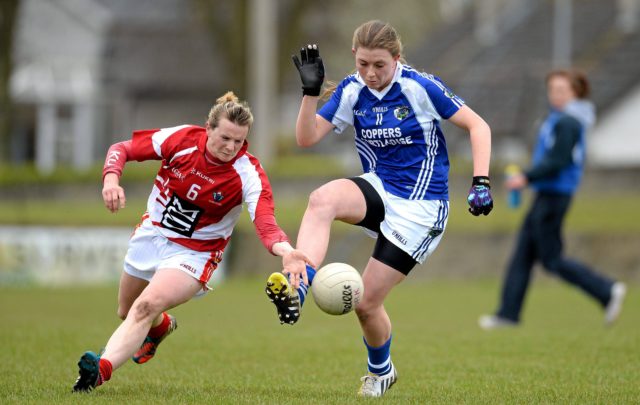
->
[467, 176, 493, 216]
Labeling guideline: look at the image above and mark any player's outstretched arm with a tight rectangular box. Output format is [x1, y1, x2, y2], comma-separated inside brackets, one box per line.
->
[272, 242, 315, 289]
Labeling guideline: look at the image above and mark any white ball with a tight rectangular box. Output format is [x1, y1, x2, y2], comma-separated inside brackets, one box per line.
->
[311, 262, 364, 315]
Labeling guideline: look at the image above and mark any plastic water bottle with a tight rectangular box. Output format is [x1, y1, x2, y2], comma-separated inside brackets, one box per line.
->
[505, 164, 521, 209]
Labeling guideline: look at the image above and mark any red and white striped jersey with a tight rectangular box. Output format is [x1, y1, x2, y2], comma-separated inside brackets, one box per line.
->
[105, 124, 288, 253]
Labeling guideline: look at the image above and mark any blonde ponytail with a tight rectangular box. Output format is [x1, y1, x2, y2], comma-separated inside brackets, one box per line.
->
[207, 91, 254, 129]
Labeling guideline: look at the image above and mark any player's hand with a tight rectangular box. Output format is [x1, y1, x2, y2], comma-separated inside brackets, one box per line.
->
[282, 249, 315, 289]
[102, 173, 126, 213]
[467, 176, 493, 216]
[505, 172, 528, 190]
[292, 44, 325, 96]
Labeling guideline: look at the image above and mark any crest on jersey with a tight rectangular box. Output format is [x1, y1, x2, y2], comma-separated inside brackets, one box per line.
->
[212, 192, 224, 202]
[444, 88, 456, 99]
[394, 106, 410, 120]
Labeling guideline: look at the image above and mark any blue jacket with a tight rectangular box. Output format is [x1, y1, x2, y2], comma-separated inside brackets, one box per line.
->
[528, 101, 595, 195]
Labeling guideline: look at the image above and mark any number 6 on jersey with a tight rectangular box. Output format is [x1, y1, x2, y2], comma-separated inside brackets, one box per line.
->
[187, 184, 201, 200]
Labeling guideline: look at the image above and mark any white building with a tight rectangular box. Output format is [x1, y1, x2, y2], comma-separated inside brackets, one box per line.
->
[10, 0, 222, 173]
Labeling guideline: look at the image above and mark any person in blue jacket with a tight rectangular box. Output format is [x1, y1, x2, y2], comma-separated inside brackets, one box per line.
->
[479, 69, 626, 330]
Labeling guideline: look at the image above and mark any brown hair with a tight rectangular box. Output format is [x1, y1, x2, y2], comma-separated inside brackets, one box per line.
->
[206, 91, 254, 129]
[322, 20, 404, 99]
[352, 20, 403, 58]
[546, 69, 590, 99]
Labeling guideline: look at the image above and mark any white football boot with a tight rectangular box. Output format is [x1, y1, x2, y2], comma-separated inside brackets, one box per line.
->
[604, 282, 627, 325]
[478, 314, 518, 330]
[358, 362, 398, 398]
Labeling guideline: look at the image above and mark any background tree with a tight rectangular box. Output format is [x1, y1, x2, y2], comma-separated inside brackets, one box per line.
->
[192, 0, 324, 97]
[193, 0, 249, 96]
[0, 0, 19, 161]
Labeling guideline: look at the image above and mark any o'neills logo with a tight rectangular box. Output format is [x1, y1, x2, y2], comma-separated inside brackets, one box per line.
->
[180, 263, 197, 273]
[342, 284, 363, 314]
[392, 230, 408, 245]
[342, 285, 353, 313]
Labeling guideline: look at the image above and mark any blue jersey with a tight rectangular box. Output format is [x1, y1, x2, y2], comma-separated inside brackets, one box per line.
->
[531, 110, 585, 195]
[318, 63, 464, 200]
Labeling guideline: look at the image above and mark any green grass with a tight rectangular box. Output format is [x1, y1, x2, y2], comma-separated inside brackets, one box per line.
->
[0, 278, 638, 404]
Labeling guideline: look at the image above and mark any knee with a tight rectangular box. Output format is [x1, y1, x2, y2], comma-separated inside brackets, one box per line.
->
[307, 188, 338, 218]
[116, 306, 128, 320]
[130, 296, 163, 323]
[355, 299, 379, 323]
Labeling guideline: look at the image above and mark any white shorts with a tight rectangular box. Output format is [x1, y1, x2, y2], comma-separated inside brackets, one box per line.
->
[358, 172, 449, 264]
[124, 218, 223, 296]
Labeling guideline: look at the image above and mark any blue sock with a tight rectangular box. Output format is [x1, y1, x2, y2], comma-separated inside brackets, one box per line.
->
[297, 265, 316, 307]
[364, 335, 392, 375]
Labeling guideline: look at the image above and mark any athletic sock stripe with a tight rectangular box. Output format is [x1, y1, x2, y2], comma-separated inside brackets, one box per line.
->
[368, 356, 391, 370]
[368, 363, 391, 376]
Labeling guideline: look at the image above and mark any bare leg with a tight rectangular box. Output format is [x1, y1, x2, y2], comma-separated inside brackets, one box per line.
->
[116, 272, 164, 328]
[101, 269, 201, 369]
[117, 272, 146, 316]
[296, 179, 368, 267]
[355, 258, 406, 346]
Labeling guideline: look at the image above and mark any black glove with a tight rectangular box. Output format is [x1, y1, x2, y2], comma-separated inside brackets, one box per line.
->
[467, 176, 493, 216]
[292, 44, 325, 96]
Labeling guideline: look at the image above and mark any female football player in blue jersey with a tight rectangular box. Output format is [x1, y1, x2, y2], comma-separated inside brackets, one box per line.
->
[265, 20, 493, 397]
[479, 69, 626, 330]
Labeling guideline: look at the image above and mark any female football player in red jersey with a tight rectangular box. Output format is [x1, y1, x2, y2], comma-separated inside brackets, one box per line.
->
[72, 91, 312, 392]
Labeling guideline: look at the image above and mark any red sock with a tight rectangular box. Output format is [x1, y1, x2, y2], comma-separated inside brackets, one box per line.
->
[148, 312, 170, 339]
[98, 358, 113, 385]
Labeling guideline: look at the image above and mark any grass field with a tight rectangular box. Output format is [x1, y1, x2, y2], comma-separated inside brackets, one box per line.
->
[1, 278, 638, 404]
